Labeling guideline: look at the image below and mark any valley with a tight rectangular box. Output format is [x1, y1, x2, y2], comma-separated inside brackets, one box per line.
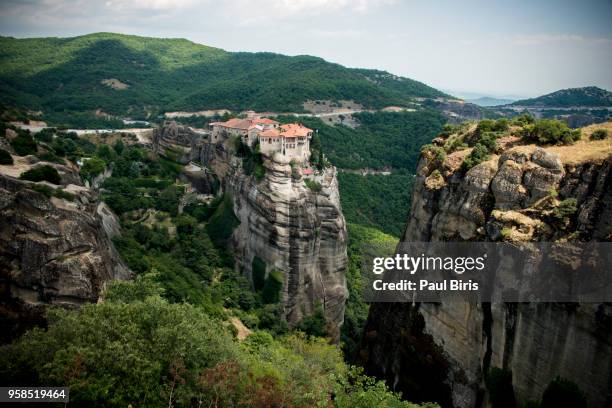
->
[0, 30, 611, 408]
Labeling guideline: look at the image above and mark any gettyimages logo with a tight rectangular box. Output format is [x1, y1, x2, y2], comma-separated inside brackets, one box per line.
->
[362, 242, 612, 303]
[372, 253, 487, 275]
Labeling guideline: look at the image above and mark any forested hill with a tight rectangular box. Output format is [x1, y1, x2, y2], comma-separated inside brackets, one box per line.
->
[509, 86, 612, 107]
[0, 32, 447, 118]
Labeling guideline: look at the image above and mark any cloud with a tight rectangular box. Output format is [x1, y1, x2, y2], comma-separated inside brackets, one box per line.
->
[103, 0, 200, 11]
[219, 0, 397, 26]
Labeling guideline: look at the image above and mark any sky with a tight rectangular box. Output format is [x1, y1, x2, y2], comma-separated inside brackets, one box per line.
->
[0, 0, 611, 98]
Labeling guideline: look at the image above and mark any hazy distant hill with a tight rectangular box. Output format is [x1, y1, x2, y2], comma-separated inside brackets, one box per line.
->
[509, 86, 612, 107]
[467, 96, 515, 107]
[0, 32, 447, 120]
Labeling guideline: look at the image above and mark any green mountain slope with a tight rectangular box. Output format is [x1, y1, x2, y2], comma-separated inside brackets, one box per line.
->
[509, 86, 612, 107]
[0, 32, 446, 119]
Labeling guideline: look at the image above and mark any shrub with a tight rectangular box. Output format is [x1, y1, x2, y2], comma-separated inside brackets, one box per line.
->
[297, 303, 327, 337]
[553, 198, 578, 220]
[304, 178, 322, 193]
[541, 377, 586, 408]
[10, 132, 37, 156]
[511, 113, 535, 126]
[257, 304, 288, 334]
[0, 148, 13, 165]
[79, 157, 106, 180]
[20, 165, 61, 184]
[462, 143, 491, 171]
[421, 144, 446, 168]
[521, 119, 581, 145]
[485, 367, 516, 408]
[590, 128, 608, 140]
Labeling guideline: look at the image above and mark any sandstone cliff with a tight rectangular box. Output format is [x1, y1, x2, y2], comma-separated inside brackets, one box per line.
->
[360, 122, 612, 407]
[0, 159, 131, 342]
[154, 122, 349, 341]
[227, 159, 348, 341]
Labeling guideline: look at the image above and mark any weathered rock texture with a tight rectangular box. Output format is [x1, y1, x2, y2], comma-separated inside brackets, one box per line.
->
[360, 137, 612, 407]
[0, 171, 131, 342]
[153, 121, 348, 341]
[152, 120, 210, 164]
[229, 160, 348, 341]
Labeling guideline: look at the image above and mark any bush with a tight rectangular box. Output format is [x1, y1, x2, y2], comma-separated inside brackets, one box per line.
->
[10, 132, 37, 156]
[590, 128, 608, 140]
[511, 113, 535, 126]
[522, 119, 581, 145]
[20, 165, 61, 184]
[485, 367, 516, 408]
[421, 144, 446, 168]
[553, 198, 578, 220]
[297, 303, 327, 337]
[0, 148, 13, 165]
[462, 143, 491, 171]
[541, 377, 586, 408]
[79, 157, 106, 180]
[304, 178, 322, 193]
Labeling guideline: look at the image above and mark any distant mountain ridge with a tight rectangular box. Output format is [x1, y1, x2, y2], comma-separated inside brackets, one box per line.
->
[0, 32, 448, 121]
[467, 96, 515, 107]
[509, 86, 612, 107]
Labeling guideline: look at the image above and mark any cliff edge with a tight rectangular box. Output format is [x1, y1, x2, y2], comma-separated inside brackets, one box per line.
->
[360, 121, 612, 407]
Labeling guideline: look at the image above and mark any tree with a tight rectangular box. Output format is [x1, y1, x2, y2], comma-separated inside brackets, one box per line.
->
[521, 119, 581, 145]
[80, 157, 106, 180]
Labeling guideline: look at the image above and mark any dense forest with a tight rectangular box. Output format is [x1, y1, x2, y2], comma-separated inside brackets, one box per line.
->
[338, 172, 414, 237]
[283, 110, 446, 171]
[0, 33, 447, 125]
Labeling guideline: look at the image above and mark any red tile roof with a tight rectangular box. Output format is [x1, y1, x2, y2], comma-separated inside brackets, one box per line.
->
[211, 117, 279, 130]
[260, 128, 281, 137]
[279, 123, 313, 138]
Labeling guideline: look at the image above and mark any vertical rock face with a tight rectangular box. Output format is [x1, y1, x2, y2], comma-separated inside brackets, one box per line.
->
[204, 137, 348, 341]
[229, 160, 348, 341]
[0, 173, 131, 342]
[361, 138, 612, 407]
[152, 121, 210, 164]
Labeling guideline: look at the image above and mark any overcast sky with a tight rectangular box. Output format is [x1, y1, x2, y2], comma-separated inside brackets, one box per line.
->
[1, 0, 611, 98]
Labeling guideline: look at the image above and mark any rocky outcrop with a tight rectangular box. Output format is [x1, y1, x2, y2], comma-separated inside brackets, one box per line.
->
[230, 160, 348, 340]
[200, 132, 348, 341]
[154, 121, 348, 340]
[152, 121, 210, 164]
[0, 171, 131, 342]
[361, 134, 612, 407]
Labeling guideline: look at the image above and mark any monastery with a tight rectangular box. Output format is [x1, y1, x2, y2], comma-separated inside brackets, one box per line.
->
[210, 112, 313, 163]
